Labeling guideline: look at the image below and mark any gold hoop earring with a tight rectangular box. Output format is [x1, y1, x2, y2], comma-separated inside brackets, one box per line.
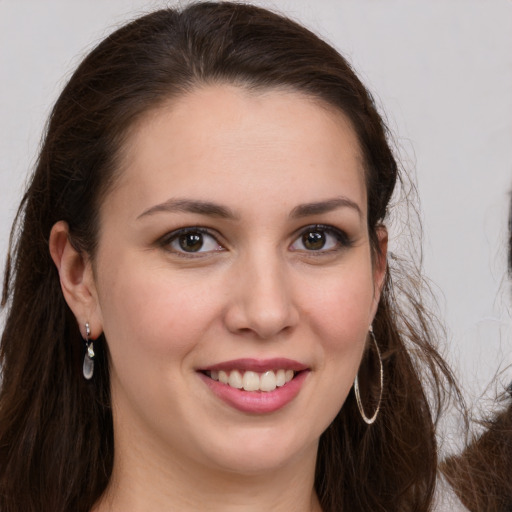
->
[82, 321, 95, 380]
[354, 325, 383, 425]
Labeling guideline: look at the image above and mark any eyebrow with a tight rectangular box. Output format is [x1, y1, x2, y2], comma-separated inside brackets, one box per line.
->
[289, 197, 363, 219]
[137, 196, 362, 221]
[137, 198, 239, 220]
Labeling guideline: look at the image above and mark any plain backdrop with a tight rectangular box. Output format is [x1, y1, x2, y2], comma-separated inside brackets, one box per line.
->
[1, 0, 511, 416]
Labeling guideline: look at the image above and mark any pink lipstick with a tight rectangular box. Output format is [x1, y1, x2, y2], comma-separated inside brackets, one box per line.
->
[198, 358, 309, 414]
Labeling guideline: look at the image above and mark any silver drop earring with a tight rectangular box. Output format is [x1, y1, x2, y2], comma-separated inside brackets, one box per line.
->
[83, 321, 95, 380]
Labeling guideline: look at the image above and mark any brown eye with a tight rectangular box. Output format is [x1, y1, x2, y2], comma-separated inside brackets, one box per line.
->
[290, 224, 350, 253]
[302, 231, 326, 250]
[165, 228, 224, 255]
[178, 232, 204, 252]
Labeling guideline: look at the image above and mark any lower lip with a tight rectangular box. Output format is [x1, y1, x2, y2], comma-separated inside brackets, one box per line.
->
[199, 371, 309, 414]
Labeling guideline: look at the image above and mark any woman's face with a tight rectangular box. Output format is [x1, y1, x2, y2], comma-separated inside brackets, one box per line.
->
[89, 85, 386, 475]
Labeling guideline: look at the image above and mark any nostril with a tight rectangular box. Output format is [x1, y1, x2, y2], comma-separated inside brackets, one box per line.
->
[222, 270, 299, 339]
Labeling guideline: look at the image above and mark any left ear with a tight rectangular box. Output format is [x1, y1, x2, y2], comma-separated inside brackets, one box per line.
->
[371, 225, 388, 316]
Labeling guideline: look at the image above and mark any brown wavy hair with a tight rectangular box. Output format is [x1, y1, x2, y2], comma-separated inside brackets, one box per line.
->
[440, 195, 512, 511]
[442, 393, 512, 511]
[0, 3, 458, 511]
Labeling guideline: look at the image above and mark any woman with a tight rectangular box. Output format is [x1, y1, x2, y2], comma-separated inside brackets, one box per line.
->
[0, 3, 458, 511]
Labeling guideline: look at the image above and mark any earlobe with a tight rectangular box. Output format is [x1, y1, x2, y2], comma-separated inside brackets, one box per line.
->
[49, 221, 101, 335]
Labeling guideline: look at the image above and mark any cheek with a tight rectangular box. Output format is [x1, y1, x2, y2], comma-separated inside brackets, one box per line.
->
[300, 262, 375, 409]
[96, 257, 222, 361]
[302, 267, 375, 345]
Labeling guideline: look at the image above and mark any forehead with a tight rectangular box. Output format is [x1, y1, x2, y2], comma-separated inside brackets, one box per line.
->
[108, 84, 367, 219]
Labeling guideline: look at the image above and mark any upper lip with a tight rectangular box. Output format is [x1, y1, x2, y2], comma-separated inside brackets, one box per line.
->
[199, 358, 309, 373]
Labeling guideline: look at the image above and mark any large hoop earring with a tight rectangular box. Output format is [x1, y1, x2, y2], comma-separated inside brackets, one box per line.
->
[354, 325, 383, 425]
[82, 321, 95, 380]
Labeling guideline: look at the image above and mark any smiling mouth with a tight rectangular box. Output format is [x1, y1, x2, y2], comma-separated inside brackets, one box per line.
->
[203, 369, 297, 392]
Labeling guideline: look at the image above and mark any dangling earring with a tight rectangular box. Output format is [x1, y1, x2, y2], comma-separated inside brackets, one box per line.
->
[354, 325, 383, 425]
[82, 321, 95, 380]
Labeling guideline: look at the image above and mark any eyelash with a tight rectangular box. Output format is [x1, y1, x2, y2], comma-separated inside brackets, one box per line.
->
[159, 224, 352, 258]
[159, 227, 224, 258]
[290, 224, 353, 254]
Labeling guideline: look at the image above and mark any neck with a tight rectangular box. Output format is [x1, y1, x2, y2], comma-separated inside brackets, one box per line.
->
[93, 429, 322, 512]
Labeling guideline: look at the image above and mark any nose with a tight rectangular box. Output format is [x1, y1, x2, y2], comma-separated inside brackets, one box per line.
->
[224, 252, 299, 340]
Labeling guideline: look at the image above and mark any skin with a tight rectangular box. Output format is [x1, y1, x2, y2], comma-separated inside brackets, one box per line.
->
[50, 85, 387, 512]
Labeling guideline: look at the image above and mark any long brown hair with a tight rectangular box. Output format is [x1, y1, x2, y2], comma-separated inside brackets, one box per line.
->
[442, 393, 512, 511]
[440, 195, 512, 511]
[0, 3, 458, 511]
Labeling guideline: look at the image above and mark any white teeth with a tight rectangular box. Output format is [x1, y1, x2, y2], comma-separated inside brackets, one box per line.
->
[276, 369, 286, 387]
[207, 368, 297, 392]
[260, 370, 277, 392]
[242, 371, 260, 391]
[228, 370, 243, 389]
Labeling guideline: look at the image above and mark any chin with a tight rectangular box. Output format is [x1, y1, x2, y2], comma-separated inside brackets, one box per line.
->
[198, 427, 319, 476]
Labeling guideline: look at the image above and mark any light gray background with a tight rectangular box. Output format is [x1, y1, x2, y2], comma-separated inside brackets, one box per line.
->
[1, 0, 511, 412]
